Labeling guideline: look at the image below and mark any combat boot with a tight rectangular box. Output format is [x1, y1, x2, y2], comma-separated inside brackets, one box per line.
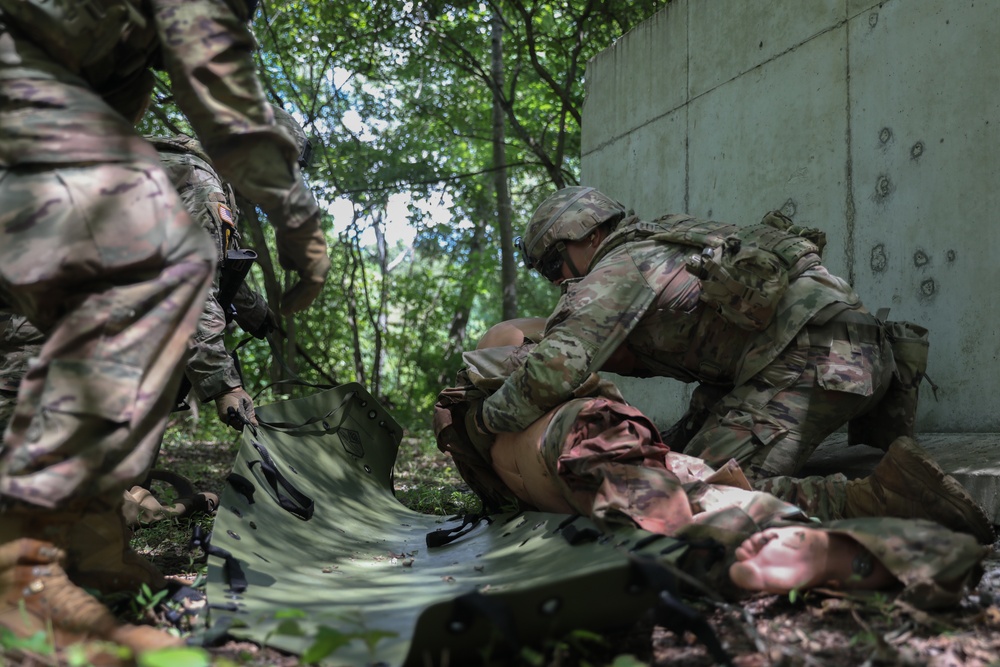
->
[844, 436, 996, 544]
[65, 493, 168, 595]
[0, 507, 182, 664]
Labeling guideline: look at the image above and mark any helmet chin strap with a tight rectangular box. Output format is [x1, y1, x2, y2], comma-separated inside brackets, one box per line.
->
[554, 241, 585, 279]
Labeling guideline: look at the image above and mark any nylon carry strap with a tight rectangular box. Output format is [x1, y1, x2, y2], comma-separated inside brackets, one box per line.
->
[247, 441, 315, 520]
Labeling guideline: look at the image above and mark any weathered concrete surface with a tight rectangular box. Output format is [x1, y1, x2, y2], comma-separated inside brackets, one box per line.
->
[582, 0, 1000, 434]
[802, 433, 1000, 526]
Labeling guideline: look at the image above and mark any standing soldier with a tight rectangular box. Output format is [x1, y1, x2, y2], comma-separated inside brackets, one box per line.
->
[0, 0, 331, 660]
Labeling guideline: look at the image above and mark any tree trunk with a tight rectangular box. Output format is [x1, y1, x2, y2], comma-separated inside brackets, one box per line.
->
[491, 11, 518, 320]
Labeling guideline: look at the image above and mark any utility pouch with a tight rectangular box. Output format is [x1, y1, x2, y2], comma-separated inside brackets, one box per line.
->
[681, 214, 822, 331]
[599, 211, 826, 331]
[0, 0, 144, 72]
[848, 312, 931, 450]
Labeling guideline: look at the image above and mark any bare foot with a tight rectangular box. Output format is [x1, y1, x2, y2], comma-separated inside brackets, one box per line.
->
[729, 526, 895, 594]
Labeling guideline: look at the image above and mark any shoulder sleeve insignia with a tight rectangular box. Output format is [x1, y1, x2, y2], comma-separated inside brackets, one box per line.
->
[218, 204, 236, 227]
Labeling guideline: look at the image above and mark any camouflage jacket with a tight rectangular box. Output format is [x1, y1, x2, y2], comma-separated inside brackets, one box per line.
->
[0, 0, 318, 234]
[482, 215, 861, 433]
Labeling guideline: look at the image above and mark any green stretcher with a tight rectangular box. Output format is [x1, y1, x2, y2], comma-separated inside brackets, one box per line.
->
[203, 383, 727, 666]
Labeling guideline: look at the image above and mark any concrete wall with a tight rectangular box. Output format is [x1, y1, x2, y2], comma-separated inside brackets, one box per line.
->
[581, 0, 1000, 432]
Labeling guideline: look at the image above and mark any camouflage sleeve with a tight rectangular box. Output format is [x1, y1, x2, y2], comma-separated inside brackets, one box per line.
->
[481, 247, 655, 433]
[150, 0, 318, 230]
[184, 280, 243, 402]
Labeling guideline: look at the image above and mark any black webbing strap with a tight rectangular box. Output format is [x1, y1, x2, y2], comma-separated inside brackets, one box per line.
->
[627, 557, 733, 666]
[247, 441, 315, 520]
[559, 523, 602, 545]
[191, 526, 248, 594]
[226, 472, 256, 504]
[425, 513, 492, 548]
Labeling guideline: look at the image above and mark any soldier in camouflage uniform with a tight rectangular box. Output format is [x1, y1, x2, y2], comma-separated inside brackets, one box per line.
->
[436, 334, 990, 611]
[0, 0, 331, 659]
[475, 186, 898, 480]
[468, 187, 993, 543]
[150, 130, 275, 430]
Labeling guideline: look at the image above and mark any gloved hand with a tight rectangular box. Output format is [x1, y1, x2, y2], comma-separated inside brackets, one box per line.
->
[275, 211, 331, 315]
[248, 306, 277, 339]
[214, 386, 258, 431]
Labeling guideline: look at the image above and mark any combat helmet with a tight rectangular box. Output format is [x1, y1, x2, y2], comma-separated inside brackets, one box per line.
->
[516, 186, 627, 280]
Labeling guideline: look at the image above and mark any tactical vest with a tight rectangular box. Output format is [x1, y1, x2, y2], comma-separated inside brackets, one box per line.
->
[593, 211, 827, 331]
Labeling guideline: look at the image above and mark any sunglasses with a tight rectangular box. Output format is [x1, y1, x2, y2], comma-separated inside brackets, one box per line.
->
[516, 236, 565, 282]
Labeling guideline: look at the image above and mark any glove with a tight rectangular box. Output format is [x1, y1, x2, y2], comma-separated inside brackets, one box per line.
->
[214, 386, 258, 431]
[254, 307, 278, 338]
[242, 306, 277, 339]
[275, 212, 331, 315]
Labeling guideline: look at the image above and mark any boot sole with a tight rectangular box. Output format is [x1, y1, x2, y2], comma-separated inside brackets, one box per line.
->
[887, 438, 996, 544]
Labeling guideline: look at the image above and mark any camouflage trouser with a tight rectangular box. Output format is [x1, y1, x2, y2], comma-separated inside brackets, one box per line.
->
[525, 397, 983, 609]
[0, 161, 215, 509]
[681, 314, 895, 478]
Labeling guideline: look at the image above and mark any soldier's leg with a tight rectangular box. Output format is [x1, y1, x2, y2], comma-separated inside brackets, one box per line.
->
[682, 325, 892, 479]
[730, 518, 987, 609]
[0, 162, 213, 655]
[758, 437, 995, 544]
[0, 162, 215, 507]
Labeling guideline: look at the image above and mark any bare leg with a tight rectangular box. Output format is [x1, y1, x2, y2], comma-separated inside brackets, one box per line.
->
[729, 526, 896, 593]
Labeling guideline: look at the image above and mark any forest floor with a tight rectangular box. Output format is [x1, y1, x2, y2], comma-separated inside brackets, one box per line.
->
[9, 427, 999, 666]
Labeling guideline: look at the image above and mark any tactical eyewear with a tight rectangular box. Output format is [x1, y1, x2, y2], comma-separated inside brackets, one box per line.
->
[516, 236, 565, 282]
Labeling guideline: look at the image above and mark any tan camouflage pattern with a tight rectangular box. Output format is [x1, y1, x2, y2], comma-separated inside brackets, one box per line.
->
[482, 212, 894, 477]
[0, 135, 273, 427]
[0, 163, 214, 508]
[0, 0, 328, 508]
[0, 0, 330, 300]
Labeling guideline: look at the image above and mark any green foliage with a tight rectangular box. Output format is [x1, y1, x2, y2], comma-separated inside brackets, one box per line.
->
[130, 583, 171, 619]
[1, 626, 53, 658]
[138, 646, 214, 667]
[139, 1, 669, 433]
